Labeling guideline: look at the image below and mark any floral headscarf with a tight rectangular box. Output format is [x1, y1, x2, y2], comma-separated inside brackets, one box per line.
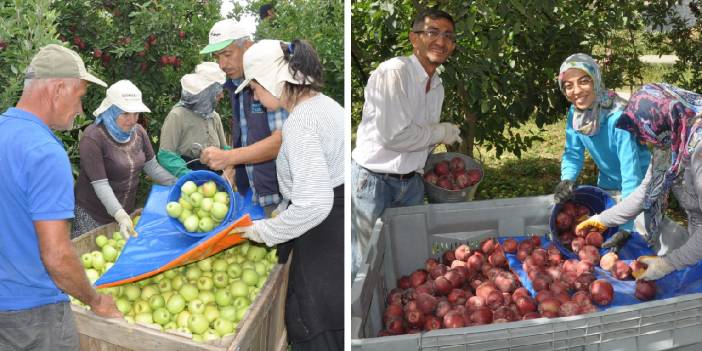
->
[558, 53, 627, 136]
[616, 83, 702, 239]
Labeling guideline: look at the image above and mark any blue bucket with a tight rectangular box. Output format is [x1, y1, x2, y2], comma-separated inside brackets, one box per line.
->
[168, 170, 236, 238]
[550, 185, 618, 259]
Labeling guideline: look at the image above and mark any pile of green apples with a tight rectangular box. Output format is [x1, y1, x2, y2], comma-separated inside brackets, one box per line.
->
[167, 180, 230, 233]
[74, 237, 278, 343]
[79, 232, 126, 284]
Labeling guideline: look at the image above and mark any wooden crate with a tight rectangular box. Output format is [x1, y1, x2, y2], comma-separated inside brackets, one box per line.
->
[72, 219, 290, 351]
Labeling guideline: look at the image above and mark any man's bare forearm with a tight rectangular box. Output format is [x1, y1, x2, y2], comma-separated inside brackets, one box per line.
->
[229, 131, 282, 165]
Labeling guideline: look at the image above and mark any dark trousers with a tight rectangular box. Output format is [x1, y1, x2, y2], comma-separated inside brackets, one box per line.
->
[0, 302, 78, 351]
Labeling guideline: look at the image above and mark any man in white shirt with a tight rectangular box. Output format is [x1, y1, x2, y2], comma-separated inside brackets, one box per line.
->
[352, 9, 461, 278]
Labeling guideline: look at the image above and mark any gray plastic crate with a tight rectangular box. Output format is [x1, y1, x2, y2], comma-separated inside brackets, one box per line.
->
[351, 195, 702, 351]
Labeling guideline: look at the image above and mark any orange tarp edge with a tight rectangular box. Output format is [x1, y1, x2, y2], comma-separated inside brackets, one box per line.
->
[96, 214, 253, 289]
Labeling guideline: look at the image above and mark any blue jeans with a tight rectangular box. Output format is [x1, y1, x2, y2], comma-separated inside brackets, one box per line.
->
[351, 161, 424, 279]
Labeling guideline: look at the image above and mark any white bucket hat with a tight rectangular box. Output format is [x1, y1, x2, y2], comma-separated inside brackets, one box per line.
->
[93, 80, 150, 117]
[181, 62, 226, 95]
[234, 40, 309, 98]
[200, 19, 252, 54]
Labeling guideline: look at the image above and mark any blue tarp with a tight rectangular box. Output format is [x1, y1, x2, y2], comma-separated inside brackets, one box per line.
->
[499, 235, 702, 310]
[95, 180, 264, 287]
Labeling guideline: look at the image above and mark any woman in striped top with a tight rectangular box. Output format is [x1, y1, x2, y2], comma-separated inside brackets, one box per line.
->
[203, 39, 344, 350]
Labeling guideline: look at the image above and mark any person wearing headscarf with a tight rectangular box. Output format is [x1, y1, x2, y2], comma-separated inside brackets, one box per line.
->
[157, 62, 229, 177]
[201, 39, 344, 350]
[577, 83, 702, 280]
[73, 80, 177, 239]
[554, 53, 651, 233]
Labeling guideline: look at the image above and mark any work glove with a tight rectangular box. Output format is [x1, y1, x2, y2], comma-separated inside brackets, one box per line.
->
[601, 230, 631, 253]
[553, 180, 576, 204]
[431, 123, 461, 146]
[575, 214, 607, 234]
[232, 225, 265, 244]
[114, 209, 137, 240]
[635, 255, 675, 281]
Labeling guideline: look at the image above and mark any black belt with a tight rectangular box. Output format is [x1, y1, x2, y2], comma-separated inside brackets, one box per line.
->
[374, 170, 416, 180]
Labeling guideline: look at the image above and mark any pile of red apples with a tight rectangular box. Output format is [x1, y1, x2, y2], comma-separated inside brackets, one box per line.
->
[424, 157, 481, 191]
[378, 235, 656, 337]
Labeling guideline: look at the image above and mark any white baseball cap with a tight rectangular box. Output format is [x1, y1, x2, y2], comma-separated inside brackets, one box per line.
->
[200, 19, 252, 54]
[234, 40, 309, 97]
[93, 80, 151, 117]
[181, 62, 226, 95]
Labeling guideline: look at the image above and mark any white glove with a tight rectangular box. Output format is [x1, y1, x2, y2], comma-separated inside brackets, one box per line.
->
[636, 256, 675, 281]
[432, 123, 461, 145]
[114, 209, 137, 240]
[232, 225, 264, 243]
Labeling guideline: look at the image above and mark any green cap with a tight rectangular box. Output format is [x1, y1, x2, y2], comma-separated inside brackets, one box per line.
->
[200, 19, 252, 55]
[25, 44, 107, 87]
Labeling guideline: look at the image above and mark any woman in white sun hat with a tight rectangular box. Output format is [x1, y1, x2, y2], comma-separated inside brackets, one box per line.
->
[73, 80, 176, 239]
[202, 39, 344, 350]
[157, 62, 229, 177]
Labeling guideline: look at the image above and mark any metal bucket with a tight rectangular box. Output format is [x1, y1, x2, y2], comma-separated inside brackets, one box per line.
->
[424, 152, 483, 203]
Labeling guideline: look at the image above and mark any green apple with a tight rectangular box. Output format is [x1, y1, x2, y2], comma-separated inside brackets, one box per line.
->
[241, 269, 259, 286]
[176, 310, 191, 328]
[140, 285, 159, 301]
[204, 304, 220, 323]
[213, 318, 234, 336]
[196, 258, 213, 272]
[91, 252, 105, 271]
[171, 276, 185, 291]
[234, 304, 249, 322]
[267, 248, 278, 263]
[152, 307, 171, 326]
[241, 261, 255, 271]
[134, 312, 154, 325]
[214, 290, 232, 307]
[185, 266, 202, 281]
[229, 280, 248, 297]
[161, 291, 174, 303]
[133, 299, 152, 314]
[246, 246, 267, 262]
[188, 299, 205, 315]
[212, 259, 228, 273]
[163, 321, 178, 331]
[213, 191, 229, 205]
[149, 294, 165, 310]
[80, 253, 93, 269]
[253, 261, 267, 276]
[85, 269, 100, 284]
[192, 334, 203, 342]
[115, 298, 131, 314]
[200, 198, 214, 212]
[183, 215, 199, 232]
[189, 192, 203, 208]
[112, 232, 122, 241]
[178, 197, 193, 211]
[227, 264, 242, 279]
[166, 294, 186, 314]
[179, 283, 199, 302]
[198, 217, 214, 232]
[219, 306, 237, 322]
[164, 269, 177, 279]
[213, 272, 228, 288]
[203, 329, 220, 342]
[95, 235, 108, 248]
[158, 279, 172, 293]
[181, 181, 197, 196]
[102, 245, 118, 262]
[177, 209, 192, 224]
[123, 285, 141, 301]
[199, 290, 215, 306]
[166, 201, 183, 218]
[196, 276, 213, 291]
[239, 241, 251, 255]
[210, 202, 228, 221]
[202, 180, 217, 198]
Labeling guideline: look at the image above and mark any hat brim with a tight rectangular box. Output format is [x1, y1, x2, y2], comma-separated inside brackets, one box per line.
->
[200, 39, 234, 55]
[234, 78, 252, 95]
[81, 72, 107, 87]
[119, 101, 151, 114]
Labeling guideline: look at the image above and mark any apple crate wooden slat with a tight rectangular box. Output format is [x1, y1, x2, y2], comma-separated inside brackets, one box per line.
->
[71, 216, 290, 351]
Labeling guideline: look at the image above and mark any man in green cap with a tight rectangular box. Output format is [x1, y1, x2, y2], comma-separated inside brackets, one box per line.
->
[0, 44, 121, 350]
[199, 19, 288, 218]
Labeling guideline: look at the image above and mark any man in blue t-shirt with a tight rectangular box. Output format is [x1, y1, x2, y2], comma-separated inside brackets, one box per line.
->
[0, 44, 121, 350]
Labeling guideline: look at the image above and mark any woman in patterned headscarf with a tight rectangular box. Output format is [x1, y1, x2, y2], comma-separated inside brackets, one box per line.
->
[577, 83, 702, 280]
[554, 53, 651, 234]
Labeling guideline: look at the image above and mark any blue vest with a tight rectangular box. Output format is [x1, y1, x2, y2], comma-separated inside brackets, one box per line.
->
[227, 82, 280, 198]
